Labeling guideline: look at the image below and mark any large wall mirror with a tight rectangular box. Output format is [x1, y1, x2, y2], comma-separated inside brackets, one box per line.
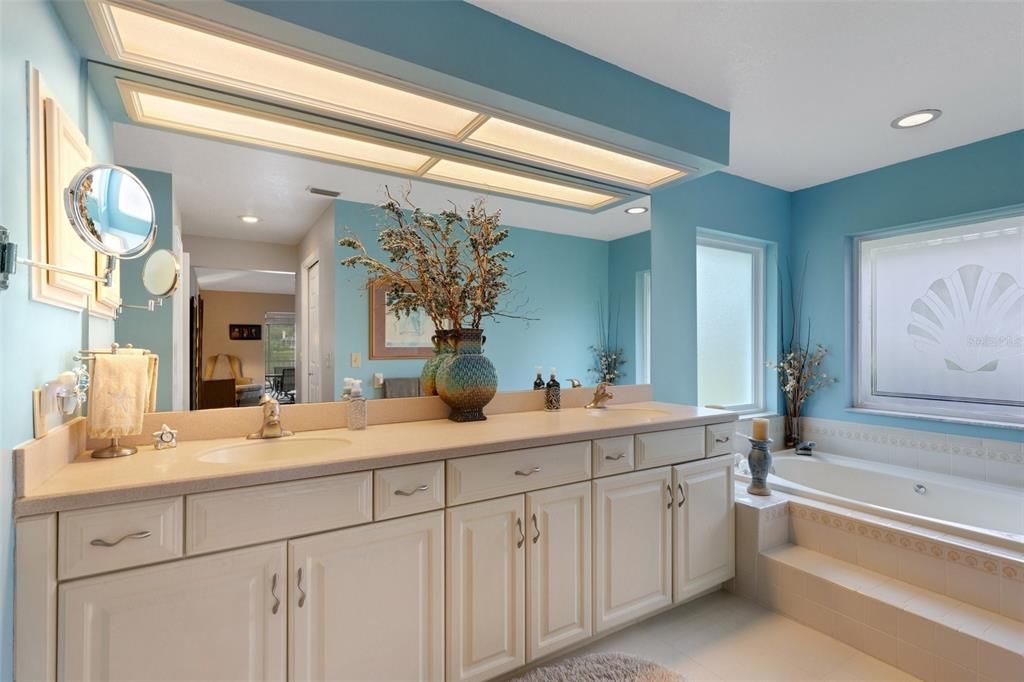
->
[110, 122, 653, 412]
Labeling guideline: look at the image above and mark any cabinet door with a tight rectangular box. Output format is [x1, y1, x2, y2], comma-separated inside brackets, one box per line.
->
[593, 468, 672, 633]
[290, 511, 444, 682]
[59, 543, 286, 682]
[526, 482, 591, 662]
[673, 456, 735, 603]
[447, 496, 525, 682]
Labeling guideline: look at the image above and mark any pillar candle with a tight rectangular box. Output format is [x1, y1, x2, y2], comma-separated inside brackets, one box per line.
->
[751, 417, 769, 441]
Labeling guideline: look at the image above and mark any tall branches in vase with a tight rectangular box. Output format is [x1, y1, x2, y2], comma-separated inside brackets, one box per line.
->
[589, 299, 626, 384]
[773, 255, 837, 446]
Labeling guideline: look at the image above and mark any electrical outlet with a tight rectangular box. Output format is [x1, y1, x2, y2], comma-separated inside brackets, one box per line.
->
[373, 372, 384, 389]
[350, 352, 361, 368]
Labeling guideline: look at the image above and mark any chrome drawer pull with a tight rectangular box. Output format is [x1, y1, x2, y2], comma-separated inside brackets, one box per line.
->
[297, 567, 307, 608]
[90, 530, 152, 547]
[604, 453, 626, 461]
[516, 518, 525, 548]
[271, 573, 280, 615]
[678, 483, 686, 507]
[395, 484, 429, 496]
[515, 466, 541, 476]
[531, 513, 540, 543]
[715, 436, 730, 444]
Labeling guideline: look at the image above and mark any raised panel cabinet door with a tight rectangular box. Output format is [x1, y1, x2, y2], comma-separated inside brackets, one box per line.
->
[289, 511, 444, 682]
[446, 495, 525, 682]
[525, 482, 592, 662]
[673, 456, 735, 603]
[593, 468, 673, 633]
[58, 543, 286, 682]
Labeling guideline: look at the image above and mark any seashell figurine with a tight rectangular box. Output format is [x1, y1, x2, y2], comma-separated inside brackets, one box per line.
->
[907, 264, 1023, 372]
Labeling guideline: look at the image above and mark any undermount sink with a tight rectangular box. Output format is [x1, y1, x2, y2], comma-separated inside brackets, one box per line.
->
[582, 407, 670, 420]
[199, 437, 352, 465]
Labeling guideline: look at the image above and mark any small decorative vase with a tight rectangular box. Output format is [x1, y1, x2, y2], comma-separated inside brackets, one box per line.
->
[420, 330, 454, 396]
[784, 413, 801, 448]
[743, 435, 774, 496]
[435, 328, 498, 422]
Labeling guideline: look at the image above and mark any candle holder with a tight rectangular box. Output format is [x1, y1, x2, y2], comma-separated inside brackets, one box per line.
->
[742, 435, 773, 496]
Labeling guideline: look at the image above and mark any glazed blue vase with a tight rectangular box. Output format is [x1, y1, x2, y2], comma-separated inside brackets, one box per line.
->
[420, 330, 454, 396]
[435, 328, 498, 422]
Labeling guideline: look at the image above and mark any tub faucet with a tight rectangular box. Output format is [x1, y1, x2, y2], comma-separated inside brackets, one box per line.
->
[248, 395, 294, 439]
[795, 440, 816, 456]
[585, 382, 614, 409]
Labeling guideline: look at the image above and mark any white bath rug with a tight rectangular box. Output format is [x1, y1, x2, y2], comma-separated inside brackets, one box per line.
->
[512, 652, 684, 682]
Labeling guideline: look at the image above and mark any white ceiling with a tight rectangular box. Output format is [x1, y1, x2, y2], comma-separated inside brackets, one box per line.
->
[193, 267, 296, 295]
[471, 0, 1024, 191]
[113, 123, 651, 245]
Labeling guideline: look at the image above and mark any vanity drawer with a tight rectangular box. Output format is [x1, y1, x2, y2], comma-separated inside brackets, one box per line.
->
[706, 422, 738, 457]
[447, 441, 591, 506]
[186, 472, 372, 555]
[635, 427, 705, 470]
[59, 497, 183, 580]
[592, 436, 635, 477]
[374, 461, 445, 520]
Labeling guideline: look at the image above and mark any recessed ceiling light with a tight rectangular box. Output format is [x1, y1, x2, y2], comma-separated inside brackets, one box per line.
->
[624, 206, 649, 215]
[891, 109, 942, 129]
[239, 215, 260, 224]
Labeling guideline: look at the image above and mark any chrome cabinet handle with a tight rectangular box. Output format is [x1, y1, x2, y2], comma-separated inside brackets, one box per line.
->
[605, 453, 626, 461]
[715, 436, 730, 444]
[297, 567, 307, 608]
[678, 483, 686, 507]
[90, 530, 151, 547]
[271, 572, 280, 615]
[395, 484, 429, 496]
[515, 466, 541, 476]
[516, 518, 525, 548]
[667, 484, 673, 509]
[531, 513, 540, 543]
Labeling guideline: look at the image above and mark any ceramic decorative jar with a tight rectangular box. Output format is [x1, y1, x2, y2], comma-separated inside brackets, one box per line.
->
[435, 328, 498, 422]
[420, 330, 454, 396]
[743, 435, 773, 496]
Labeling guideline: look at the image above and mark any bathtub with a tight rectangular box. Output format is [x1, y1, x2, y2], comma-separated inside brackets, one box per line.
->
[737, 451, 1024, 551]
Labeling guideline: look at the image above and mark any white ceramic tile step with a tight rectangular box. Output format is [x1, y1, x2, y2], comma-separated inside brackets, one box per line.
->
[760, 544, 1024, 682]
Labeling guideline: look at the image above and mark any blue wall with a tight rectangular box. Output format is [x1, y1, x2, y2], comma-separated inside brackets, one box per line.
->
[333, 199, 616, 395]
[115, 168, 175, 411]
[0, 0, 115, 676]
[650, 172, 790, 407]
[608, 231, 652, 385]
[791, 130, 1024, 442]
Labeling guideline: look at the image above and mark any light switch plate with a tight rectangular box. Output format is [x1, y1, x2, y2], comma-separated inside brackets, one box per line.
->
[350, 352, 361, 368]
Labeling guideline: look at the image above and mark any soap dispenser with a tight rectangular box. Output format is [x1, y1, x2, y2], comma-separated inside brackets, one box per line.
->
[348, 379, 367, 430]
[533, 366, 545, 390]
[544, 368, 561, 411]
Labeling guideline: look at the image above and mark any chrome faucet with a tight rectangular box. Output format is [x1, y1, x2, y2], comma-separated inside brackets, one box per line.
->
[795, 440, 816, 456]
[247, 395, 294, 439]
[585, 382, 614, 409]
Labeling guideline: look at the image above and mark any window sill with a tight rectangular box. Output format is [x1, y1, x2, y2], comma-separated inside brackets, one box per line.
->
[846, 407, 1024, 432]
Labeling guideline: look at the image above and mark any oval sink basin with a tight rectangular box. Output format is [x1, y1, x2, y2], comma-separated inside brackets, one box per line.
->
[199, 437, 352, 465]
[582, 408, 670, 420]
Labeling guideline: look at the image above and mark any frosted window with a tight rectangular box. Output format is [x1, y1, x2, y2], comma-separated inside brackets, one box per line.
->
[636, 270, 651, 383]
[697, 237, 764, 411]
[856, 215, 1024, 425]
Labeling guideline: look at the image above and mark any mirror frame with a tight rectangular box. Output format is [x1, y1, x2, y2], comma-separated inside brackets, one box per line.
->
[142, 248, 182, 299]
[63, 164, 157, 260]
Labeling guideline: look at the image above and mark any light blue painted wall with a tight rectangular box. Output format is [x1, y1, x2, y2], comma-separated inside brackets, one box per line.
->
[607, 231, 651, 385]
[115, 167, 174, 411]
[791, 130, 1024, 442]
[650, 172, 790, 407]
[333, 199, 611, 396]
[0, 0, 115, 676]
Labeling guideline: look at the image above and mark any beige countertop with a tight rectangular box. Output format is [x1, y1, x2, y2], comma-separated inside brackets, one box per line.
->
[16, 402, 736, 516]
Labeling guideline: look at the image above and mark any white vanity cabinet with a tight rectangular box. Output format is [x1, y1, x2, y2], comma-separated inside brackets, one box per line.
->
[592, 467, 673, 633]
[673, 456, 735, 603]
[58, 543, 286, 682]
[289, 511, 444, 682]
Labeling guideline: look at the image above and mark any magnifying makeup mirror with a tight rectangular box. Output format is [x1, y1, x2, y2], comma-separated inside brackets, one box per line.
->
[64, 165, 157, 259]
[142, 249, 181, 298]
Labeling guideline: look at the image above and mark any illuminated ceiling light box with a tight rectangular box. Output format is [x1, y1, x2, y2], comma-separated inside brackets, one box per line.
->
[466, 117, 688, 189]
[117, 80, 434, 174]
[91, 0, 483, 139]
[117, 81, 621, 210]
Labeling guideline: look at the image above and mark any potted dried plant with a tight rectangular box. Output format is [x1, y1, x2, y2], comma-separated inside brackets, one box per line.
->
[340, 189, 519, 421]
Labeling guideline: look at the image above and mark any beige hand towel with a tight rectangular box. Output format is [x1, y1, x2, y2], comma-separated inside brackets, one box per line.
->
[110, 347, 158, 412]
[88, 354, 151, 438]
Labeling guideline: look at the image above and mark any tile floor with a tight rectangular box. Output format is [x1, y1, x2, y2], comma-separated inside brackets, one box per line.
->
[563, 591, 918, 681]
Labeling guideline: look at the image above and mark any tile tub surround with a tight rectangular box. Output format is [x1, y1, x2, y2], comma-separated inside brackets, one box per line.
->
[802, 417, 1024, 488]
[14, 400, 734, 516]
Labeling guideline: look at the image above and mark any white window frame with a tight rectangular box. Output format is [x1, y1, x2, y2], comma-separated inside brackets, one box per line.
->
[696, 234, 766, 414]
[854, 215, 1024, 427]
[635, 269, 651, 384]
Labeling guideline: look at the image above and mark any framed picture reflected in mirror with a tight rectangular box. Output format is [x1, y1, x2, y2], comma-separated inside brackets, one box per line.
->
[369, 279, 435, 359]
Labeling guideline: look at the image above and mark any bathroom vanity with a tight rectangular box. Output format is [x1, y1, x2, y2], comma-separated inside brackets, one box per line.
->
[14, 402, 737, 682]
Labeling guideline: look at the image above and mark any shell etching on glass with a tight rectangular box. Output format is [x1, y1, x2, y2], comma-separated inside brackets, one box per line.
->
[907, 264, 1023, 372]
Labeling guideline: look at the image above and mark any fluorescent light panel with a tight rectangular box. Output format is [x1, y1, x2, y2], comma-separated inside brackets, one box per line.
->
[466, 117, 686, 188]
[93, 1, 481, 139]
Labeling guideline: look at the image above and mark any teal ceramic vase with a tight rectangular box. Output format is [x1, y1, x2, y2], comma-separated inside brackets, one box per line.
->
[420, 330, 454, 396]
[435, 328, 498, 422]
